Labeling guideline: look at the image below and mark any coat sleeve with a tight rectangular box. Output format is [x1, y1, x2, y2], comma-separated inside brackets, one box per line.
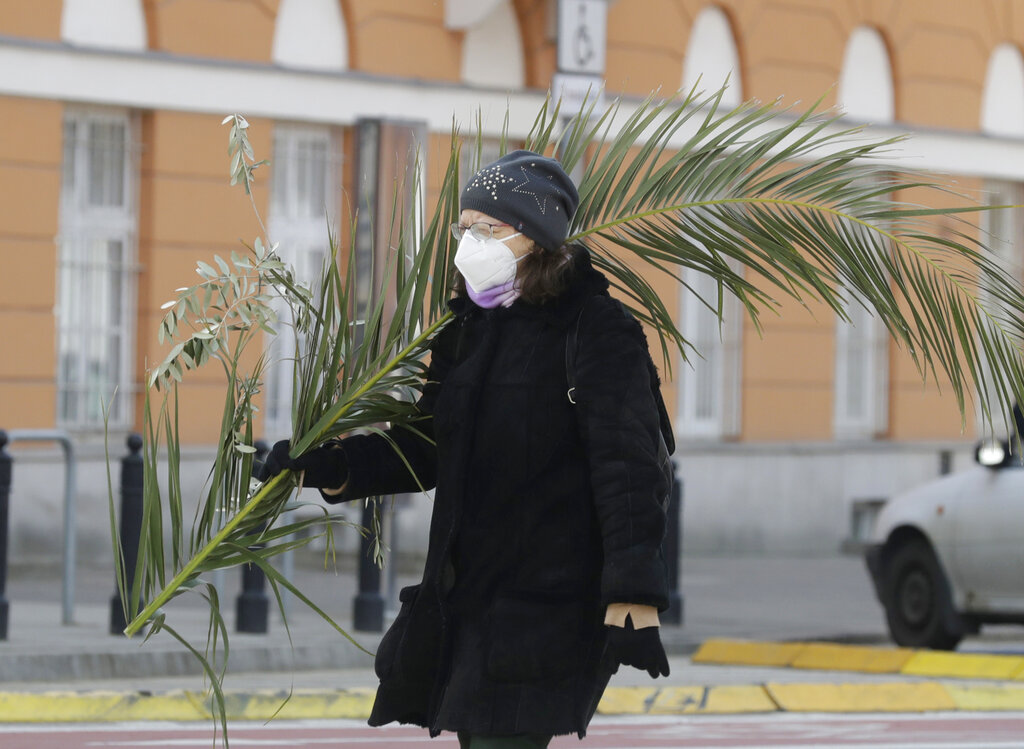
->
[574, 297, 670, 611]
[321, 320, 458, 504]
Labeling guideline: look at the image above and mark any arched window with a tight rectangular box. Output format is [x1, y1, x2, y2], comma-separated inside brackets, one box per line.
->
[679, 8, 743, 439]
[837, 26, 894, 123]
[981, 43, 1024, 137]
[459, 0, 525, 89]
[834, 26, 894, 439]
[273, 0, 348, 70]
[682, 6, 742, 106]
[61, 0, 147, 50]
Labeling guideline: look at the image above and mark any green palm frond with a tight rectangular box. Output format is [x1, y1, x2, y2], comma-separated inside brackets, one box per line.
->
[527, 89, 1024, 430]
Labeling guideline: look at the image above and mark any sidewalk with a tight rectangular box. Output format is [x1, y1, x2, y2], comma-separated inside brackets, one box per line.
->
[2, 554, 1024, 721]
[0, 554, 890, 682]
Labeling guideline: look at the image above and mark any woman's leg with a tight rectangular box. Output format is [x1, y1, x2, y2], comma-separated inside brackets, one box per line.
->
[456, 734, 552, 749]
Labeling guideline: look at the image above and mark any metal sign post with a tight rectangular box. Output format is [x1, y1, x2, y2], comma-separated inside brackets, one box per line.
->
[553, 0, 608, 116]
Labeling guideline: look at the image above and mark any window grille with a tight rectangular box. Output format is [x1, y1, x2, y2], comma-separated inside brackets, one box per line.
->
[56, 109, 138, 429]
[263, 125, 340, 439]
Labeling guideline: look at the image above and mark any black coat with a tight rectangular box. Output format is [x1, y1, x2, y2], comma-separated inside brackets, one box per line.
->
[329, 249, 670, 738]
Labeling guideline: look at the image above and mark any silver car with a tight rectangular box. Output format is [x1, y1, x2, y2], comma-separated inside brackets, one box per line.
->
[864, 436, 1024, 649]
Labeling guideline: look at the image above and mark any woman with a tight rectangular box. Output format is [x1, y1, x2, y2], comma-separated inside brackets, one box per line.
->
[262, 150, 672, 748]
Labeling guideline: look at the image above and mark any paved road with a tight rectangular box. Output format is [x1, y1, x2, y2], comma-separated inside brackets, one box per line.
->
[4, 714, 1024, 748]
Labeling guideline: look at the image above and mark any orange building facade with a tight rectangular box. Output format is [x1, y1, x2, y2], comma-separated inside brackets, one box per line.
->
[2, 0, 1024, 560]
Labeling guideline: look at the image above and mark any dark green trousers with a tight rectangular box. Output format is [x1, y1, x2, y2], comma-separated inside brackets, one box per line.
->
[456, 732, 552, 748]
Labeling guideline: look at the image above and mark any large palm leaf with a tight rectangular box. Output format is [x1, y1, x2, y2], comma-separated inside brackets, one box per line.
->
[116, 90, 1024, 742]
[533, 89, 1024, 427]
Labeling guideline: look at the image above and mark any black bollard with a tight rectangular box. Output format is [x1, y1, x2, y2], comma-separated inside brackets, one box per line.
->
[110, 434, 144, 635]
[353, 500, 385, 632]
[661, 461, 685, 626]
[0, 431, 10, 640]
[236, 440, 270, 633]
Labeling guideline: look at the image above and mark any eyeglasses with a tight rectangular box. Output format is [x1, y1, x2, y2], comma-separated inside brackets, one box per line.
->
[450, 221, 511, 242]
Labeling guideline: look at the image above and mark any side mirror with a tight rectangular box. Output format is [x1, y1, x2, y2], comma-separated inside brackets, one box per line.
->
[975, 439, 1010, 468]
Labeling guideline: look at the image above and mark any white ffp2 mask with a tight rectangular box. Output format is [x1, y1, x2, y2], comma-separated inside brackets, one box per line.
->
[454, 232, 523, 293]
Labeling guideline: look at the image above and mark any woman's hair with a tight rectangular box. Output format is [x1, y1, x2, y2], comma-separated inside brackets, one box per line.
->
[454, 242, 576, 305]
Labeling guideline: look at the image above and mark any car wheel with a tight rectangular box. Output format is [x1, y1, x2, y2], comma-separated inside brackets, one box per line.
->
[883, 539, 964, 650]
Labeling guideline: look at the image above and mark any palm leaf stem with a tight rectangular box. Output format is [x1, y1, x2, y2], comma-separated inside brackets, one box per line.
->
[124, 309, 453, 636]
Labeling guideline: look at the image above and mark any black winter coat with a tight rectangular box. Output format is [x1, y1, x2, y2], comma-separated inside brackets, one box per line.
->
[328, 248, 670, 738]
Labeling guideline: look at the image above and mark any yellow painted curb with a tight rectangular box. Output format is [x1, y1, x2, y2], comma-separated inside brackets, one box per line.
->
[767, 682, 957, 712]
[649, 686, 777, 714]
[902, 651, 1024, 680]
[692, 638, 804, 667]
[790, 643, 914, 673]
[13, 681, 1024, 722]
[219, 688, 376, 720]
[597, 687, 657, 714]
[0, 691, 206, 722]
[0, 688, 377, 723]
[946, 684, 1024, 711]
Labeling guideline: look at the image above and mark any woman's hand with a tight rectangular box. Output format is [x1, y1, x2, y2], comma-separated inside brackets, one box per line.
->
[259, 440, 349, 492]
[604, 604, 670, 678]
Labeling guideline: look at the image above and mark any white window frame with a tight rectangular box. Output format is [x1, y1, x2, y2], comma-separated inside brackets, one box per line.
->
[682, 6, 743, 107]
[837, 26, 895, 124]
[834, 290, 889, 439]
[976, 180, 1024, 437]
[263, 124, 341, 439]
[56, 107, 139, 430]
[678, 249, 742, 439]
[833, 27, 894, 439]
[459, 0, 525, 89]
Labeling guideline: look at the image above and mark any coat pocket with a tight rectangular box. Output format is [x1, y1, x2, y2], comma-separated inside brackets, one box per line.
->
[374, 584, 420, 680]
[485, 594, 587, 684]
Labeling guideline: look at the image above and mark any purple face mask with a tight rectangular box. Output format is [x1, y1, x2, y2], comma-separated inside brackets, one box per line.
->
[467, 278, 520, 309]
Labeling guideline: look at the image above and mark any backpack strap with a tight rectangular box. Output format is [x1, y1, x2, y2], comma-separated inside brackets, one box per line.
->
[565, 297, 675, 455]
[565, 298, 589, 405]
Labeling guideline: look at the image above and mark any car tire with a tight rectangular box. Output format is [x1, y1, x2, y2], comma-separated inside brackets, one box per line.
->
[883, 539, 964, 650]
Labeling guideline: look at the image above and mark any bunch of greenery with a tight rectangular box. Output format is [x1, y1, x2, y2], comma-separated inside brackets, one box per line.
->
[113, 90, 1024, 739]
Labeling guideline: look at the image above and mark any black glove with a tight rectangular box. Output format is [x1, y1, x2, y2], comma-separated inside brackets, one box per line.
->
[606, 618, 670, 678]
[258, 439, 348, 490]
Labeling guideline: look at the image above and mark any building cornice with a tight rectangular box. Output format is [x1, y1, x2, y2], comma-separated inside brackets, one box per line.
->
[2, 35, 1024, 181]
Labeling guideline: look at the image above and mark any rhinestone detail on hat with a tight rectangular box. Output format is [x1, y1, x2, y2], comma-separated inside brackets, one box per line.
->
[468, 164, 513, 200]
[511, 164, 553, 214]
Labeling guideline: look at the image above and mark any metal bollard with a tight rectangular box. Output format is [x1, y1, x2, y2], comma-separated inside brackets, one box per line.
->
[110, 434, 144, 635]
[353, 500, 385, 632]
[236, 440, 270, 633]
[0, 431, 10, 640]
[661, 460, 685, 626]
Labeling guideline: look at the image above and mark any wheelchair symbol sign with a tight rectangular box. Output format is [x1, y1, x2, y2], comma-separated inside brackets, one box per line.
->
[558, 0, 607, 75]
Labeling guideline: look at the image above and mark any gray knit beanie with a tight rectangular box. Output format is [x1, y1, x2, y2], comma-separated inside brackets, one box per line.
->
[460, 150, 579, 252]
